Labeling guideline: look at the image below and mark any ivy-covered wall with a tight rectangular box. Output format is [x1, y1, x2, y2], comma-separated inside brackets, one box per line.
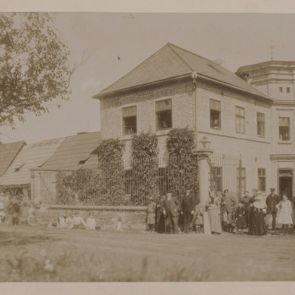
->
[131, 132, 158, 205]
[167, 128, 199, 202]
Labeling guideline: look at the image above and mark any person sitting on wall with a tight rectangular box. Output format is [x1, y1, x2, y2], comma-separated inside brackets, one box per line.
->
[146, 197, 156, 232]
[85, 213, 97, 230]
[72, 212, 86, 229]
[0, 198, 6, 224]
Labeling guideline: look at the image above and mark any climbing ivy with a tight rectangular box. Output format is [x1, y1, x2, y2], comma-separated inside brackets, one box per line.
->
[166, 128, 199, 202]
[96, 138, 126, 205]
[131, 132, 158, 205]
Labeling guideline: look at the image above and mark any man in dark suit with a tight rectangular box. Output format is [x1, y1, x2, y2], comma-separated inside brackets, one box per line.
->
[164, 192, 180, 233]
[266, 188, 280, 230]
[155, 195, 167, 233]
[181, 189, 196, 233]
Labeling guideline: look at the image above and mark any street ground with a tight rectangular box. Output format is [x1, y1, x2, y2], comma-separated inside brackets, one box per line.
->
[0, 225, 295, 281]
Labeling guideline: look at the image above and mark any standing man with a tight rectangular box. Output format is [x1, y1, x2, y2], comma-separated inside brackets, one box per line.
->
[181, 189, 195, 233]
[146, 197, 156, 231]
[164, 192, 180, 234]
[266, 188, 280, 231]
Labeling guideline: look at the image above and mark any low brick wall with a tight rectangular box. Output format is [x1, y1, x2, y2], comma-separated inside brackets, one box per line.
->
[39, 205, 147, 231]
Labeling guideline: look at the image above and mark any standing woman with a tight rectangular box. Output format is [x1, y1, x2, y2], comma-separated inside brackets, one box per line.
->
[207, 191, 222, 234]
[277, 194, 293, 235]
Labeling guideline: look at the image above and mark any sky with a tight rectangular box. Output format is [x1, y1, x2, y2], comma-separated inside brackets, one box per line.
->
[1, 13, 295, 143]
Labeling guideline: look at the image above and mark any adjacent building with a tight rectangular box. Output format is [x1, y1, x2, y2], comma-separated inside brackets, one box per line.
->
[94, 43, 295, 199]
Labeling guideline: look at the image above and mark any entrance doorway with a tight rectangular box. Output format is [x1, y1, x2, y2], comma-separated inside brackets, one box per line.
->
[278, 169, 293, 199]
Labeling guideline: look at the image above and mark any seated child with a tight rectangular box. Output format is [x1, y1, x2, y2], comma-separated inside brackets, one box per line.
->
[72, 212, 86, 229]
[192, 204, 203, 233]
[85, 213, 97, 230]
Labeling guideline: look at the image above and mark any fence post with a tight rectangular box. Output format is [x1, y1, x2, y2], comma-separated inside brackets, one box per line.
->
[194, 136, 213, 207]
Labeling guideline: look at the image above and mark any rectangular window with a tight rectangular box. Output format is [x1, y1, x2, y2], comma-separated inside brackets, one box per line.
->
[210, 99, 221, 129]
[279, 87, 283, 93]
[257, 112, 265, 137]
[124, 169, 133, 195]
[156, 99, 172, 130]
[158, 167, 169, 196]
[258, 168, 266, 192]
[122, 106, 137, 135]
[287, 87, 291, 93]
[237, 167, 246, 196]
[279, 117, 290, 141]
[212, 166, 223, 192]
[235, 106, 245, 134]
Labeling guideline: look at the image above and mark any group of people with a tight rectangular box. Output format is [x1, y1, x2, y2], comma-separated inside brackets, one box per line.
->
[146, 188, 294, 236]
[49, 212, 98, 230]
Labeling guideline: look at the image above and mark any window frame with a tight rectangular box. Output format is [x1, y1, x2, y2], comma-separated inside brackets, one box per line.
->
[235, 106, 246, 134]
[279, 116, 291, 142]
[237, 167, 247, 196]
[155, 98, 173, 131]
[210, 98, 222, 130]
[257, 168, 266, 192]
[122, 105, 137, 136]
[212, 166, 223, 192]
[257, 112, 265, 137]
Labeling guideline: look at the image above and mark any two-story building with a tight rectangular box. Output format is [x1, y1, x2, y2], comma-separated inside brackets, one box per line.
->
[94, 43, 295, 199]
[237, 61, 295, 199]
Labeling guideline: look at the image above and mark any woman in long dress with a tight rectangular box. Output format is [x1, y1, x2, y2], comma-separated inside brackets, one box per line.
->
[253, 193, 267, 236]
[207, 193, 222, 234]
[277, 194, 293, 235]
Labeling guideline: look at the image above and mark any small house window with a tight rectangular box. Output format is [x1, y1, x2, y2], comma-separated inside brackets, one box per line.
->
[279, 117, 290, 141]
[279, 87, 283, 93]
[212, 166, 223, 192]
[257, 112, 265, 137]
[235, 106, 245, 134]
[258, 168, 266, 192]
[156, 99, 172, 130]
[210, 99, 221, 129]
[287, 87, 291, 93]
[122, 106, 137, 135]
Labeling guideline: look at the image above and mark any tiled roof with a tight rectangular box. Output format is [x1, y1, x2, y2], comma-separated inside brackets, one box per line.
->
[40, 132, 101, 171]
[95, 43, 270, 100]
[0, 141, 25, 177]
[0, 138, 64, 186]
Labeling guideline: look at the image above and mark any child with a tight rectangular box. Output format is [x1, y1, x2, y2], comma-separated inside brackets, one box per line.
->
[85, 213, 97, 230]
[192, 203, 203, 233]
[277, 194, 293, 235]
[146, 197, 156, 231]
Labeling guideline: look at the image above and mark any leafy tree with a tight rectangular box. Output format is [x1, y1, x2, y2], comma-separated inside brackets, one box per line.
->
[0, 13, 71, 125]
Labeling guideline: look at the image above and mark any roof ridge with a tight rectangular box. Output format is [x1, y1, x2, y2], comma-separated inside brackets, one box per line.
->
[167, 42, 218, 66]
[97, 43, 191, 96]
[166, 43, 194, 72]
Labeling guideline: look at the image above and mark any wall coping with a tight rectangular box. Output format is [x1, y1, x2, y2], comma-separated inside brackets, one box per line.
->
[47, 204, 147, 212]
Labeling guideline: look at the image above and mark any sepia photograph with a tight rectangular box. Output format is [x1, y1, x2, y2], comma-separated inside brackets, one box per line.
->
[1, 5, 295, 286]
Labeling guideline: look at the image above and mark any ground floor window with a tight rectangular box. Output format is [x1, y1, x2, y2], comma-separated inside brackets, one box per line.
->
[124, 169, 133, 195]
[158, 167, 169, 196]
[237, 167, 246, 197]
[257, 168, 266, 192]
[212, 166, 223, 192]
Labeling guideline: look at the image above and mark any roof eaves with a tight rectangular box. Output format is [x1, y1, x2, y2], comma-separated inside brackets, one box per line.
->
[92, 73, 192, 99]
[197, 73, 273, 102]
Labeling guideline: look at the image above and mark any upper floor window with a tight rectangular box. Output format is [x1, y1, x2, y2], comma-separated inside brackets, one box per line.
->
[235, 106, 245, 134]
[287, 87, 291, 93]
[279, 87, 283, 93]
[279, 117, 290, 141]
[210, 99, 221, 129]
[257, 112, 265, 137]
[122, 106, 137, 135]
[156, 99, 172, 130]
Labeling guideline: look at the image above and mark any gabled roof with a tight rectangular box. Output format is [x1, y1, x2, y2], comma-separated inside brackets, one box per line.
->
[94, 43, 271, 101]
[0, 138, 64, 186]
[0, 141, 25, 177]
[40, 132, 101, 171]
